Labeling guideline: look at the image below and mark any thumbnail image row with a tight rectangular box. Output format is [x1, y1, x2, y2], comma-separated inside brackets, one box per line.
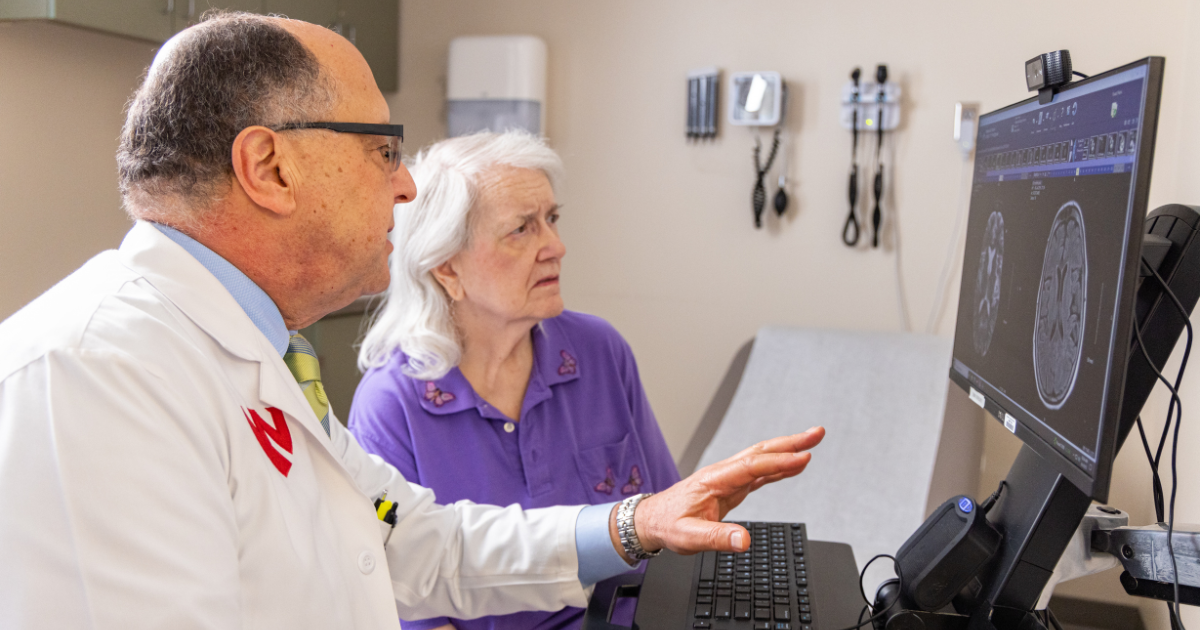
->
[983, 130, 1138, 171]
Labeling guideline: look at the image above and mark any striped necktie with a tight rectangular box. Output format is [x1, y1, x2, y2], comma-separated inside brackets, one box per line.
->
[283, 334, 331, 437]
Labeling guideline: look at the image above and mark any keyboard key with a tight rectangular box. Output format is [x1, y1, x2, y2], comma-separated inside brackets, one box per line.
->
[798, 596, 809, 604]
[755, 607, 771, 620]
[693, 622, 711, 629]
[775, 606, 790, 620]
[699, 580, 714, 588]
[696, 595, 713, 604]
[774, 623, 791, 630]
[755, 585, 770, 592]
[736, 593, 751, 601]
[698, 587, 713, 595]
[774, 597, 789, 605]
[797, 588, 809, 596]
[796, 577, 807, 586]
[736, 586, 751, 593]
[799, 614, 812, 623]
[735, 601, 752, 620]
[799, 604, 810, 612]
[736, 578, 752, 586]
[717, 588, 732, 596]
[701, 552, 716, 580]
[694, 605, 711, 618]
[755, 623, 771, 630]
[715, 597, 732, 619]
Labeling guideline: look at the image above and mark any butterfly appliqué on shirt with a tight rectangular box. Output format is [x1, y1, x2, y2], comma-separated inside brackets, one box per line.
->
[424, 381, 455, 407]
[595, 465, 644, 496]
[595, 467, 617, 494]
[621, 465, 643, 495]
[558, 350, 577, 376]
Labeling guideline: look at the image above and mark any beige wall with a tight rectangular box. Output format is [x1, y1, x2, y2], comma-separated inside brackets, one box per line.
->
[0, 21, 155, 318]
[4, 1, 1200, 624]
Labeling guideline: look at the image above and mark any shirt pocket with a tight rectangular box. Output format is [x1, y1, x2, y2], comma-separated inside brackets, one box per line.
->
[574, 432, 649, 502]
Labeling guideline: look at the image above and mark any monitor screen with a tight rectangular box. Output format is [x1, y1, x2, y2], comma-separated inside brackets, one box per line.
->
[949, 58, 1163, 500]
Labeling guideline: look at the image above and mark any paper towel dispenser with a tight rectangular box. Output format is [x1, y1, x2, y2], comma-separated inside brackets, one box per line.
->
[447, 35, 547, 137]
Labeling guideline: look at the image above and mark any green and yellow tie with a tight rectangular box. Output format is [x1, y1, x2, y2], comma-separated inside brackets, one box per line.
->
[284, 334, 331, 437]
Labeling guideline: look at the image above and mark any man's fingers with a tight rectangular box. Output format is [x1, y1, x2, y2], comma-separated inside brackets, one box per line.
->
[699, 451, 813, 496]
[662, 518, 751, 555]
[729, 427, 825, 461]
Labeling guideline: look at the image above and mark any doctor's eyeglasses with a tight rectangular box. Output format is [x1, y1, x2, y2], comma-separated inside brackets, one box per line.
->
[272, 122, 405, 172]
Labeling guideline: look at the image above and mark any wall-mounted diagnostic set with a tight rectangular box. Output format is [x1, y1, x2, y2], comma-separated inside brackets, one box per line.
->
[841, 64, 900, 248]
[723, 71, 789, 228]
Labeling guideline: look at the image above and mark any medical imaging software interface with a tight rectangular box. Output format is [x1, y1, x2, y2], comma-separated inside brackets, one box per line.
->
[951, 64, 1150, 478]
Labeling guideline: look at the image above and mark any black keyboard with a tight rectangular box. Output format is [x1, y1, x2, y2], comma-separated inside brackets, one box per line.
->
[688, 522, 815, 630]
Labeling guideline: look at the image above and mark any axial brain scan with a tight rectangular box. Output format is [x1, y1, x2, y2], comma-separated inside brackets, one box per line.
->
[1034, 201, 1088, 409]
[973, 211, 1005, 356]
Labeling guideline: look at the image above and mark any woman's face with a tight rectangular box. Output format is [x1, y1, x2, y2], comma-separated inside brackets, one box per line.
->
[442, 165, 566, 328]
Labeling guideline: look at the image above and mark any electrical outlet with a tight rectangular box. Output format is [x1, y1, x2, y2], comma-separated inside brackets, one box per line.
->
[954, 102, 980, 155]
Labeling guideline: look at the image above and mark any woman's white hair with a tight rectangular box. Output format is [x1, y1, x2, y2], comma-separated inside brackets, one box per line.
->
[358, 130, 565, 379]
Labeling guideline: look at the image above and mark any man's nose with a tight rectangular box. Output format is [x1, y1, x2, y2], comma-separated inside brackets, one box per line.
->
[392, 163, 417, 204]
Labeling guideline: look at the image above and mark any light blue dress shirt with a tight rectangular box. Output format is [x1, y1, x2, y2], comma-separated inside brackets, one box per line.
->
[151, 223, 636, 587]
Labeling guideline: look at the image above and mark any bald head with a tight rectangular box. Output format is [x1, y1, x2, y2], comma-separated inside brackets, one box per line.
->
[117, 12, 344, 226]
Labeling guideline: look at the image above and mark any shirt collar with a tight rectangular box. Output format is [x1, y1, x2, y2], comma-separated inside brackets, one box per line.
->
[151, 223, 292, 357]
[413, 316, 581, 418]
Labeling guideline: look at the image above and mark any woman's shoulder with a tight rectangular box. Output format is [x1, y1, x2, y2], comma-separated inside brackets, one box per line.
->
[545, 310, 632, 353]
[356, 350, 423, 399]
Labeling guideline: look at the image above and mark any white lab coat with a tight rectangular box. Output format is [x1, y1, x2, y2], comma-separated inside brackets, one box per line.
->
[0, 221, 589, 629]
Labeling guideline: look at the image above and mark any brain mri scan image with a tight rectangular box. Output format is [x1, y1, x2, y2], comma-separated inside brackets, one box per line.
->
[1034, 201, 1088, 409]
[973, 212, 1005, 356]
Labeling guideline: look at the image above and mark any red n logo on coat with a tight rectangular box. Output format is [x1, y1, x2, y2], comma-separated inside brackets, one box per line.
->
[244, 407, 293, 476]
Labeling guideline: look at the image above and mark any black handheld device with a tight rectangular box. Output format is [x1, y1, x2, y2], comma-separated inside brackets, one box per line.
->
[893, 496, 1002, 611]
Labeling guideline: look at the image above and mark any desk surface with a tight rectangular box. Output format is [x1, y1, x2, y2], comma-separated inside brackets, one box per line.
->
[623, 540, 865, 630]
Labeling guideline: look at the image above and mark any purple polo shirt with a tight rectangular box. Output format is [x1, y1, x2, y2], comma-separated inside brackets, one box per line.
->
[348, 310, 680, 630]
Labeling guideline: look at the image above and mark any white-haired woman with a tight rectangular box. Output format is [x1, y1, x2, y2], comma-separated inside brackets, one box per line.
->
[348, 131, 679, 630]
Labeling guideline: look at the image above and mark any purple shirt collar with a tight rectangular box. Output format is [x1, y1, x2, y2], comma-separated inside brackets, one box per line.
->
[412, 320, 581, 419]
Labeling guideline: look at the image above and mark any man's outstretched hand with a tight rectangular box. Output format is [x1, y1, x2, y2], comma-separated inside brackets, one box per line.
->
[609, 427, 825, 558]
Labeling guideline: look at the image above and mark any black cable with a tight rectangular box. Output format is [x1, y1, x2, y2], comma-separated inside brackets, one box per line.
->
[1135, 415, 1167, 521]
[1147, 261, 1193, 483]
[833, 553, 902, 630]
[871, 65, 888, 249]
[980, 480, 1008, 514]
[1132, 257, 1192, 630]
[752, 129, 781, 229]
[1045, 607, 1065, 630]
[1072, 71, 1090, 79]
[844, 68, 862, 246]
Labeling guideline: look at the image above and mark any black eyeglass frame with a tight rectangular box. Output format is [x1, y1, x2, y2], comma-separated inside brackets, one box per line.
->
[272, 122, 405, 171]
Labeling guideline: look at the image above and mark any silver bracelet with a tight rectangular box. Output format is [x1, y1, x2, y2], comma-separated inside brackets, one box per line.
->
[616, 493, 661, 561]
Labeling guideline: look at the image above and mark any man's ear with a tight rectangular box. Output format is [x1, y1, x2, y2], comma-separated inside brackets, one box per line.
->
[231, 126, 297, 216]
[431, 258, 466, 301]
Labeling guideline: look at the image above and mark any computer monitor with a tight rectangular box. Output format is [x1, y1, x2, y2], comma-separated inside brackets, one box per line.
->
[949, 57, 1164, 504]
[943, 57, 1170, 615]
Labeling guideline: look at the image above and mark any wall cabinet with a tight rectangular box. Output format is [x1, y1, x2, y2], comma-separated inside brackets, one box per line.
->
[1, 0, 398, 91]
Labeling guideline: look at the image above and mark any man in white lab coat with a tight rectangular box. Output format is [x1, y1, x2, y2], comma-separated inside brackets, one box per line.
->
[0, 12, 825, 629]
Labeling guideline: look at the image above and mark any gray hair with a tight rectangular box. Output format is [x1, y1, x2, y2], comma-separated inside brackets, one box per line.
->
[117, 11, 337, 226]
[358, 131, 565, 379]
